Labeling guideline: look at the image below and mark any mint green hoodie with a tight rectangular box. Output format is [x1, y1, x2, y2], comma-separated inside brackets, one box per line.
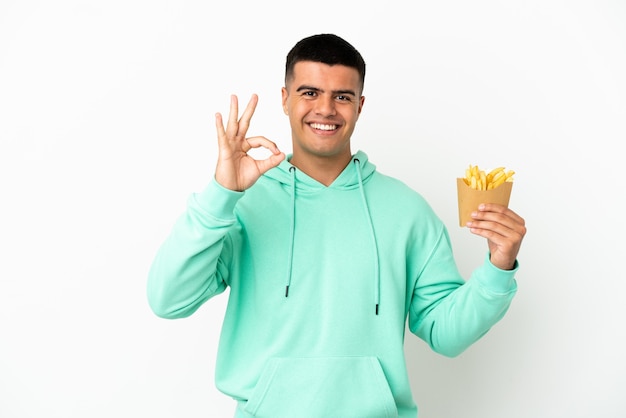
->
[147, 150, 518, 418]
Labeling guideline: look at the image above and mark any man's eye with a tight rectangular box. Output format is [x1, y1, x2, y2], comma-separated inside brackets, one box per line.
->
[303, 91, 316, 96]
[336, 95, 351, 101]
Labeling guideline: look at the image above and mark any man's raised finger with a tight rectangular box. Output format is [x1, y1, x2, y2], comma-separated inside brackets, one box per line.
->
[237, 94, 259, 136]
[226, 94, 240, 136]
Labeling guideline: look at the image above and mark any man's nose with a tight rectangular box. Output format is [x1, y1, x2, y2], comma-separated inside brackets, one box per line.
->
[314, 95, 336, 116]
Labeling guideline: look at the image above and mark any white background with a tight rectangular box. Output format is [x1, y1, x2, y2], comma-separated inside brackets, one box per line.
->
[1, 1, 625, 417]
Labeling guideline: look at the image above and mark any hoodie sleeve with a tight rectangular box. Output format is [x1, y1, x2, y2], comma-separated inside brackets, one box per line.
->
[408, 226, 518, 357]
[147, 179, 244, 319]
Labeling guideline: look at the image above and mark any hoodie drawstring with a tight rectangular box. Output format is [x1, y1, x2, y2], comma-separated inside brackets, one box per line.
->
[354, 158, 381, 315]
[283, 159, 381, 315]
[285, 166, 297, 298]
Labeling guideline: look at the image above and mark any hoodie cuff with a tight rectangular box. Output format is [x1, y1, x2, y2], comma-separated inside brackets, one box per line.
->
[474, 253, 519, 294]
[192, 178, 244, 221]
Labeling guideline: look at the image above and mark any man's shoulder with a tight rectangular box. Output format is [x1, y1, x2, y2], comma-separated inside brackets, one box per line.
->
[368, 171, 433, 210]
[370, 171, 422, 196]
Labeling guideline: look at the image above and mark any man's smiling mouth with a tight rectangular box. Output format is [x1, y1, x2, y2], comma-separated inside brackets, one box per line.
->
[310, 123, 337, 131]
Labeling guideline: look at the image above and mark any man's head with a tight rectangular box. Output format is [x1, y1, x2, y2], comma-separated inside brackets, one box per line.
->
[281, 34, 366, 175]
[285, 34, 366, 95]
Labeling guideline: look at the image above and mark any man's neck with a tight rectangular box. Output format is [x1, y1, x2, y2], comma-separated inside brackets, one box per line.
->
[289, 152, 352, 186]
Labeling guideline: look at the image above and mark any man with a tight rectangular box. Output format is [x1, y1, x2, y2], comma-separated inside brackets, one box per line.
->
[147, 33, 526, 418]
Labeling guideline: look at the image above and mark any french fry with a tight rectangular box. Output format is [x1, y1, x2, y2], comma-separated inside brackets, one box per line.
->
[463, 164, 514, 191]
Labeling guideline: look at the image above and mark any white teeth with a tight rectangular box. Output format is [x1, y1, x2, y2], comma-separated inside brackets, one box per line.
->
[310, 123, 337, 131]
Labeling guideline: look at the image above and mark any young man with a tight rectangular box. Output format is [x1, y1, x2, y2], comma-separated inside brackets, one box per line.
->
[147, 33, 526, 418]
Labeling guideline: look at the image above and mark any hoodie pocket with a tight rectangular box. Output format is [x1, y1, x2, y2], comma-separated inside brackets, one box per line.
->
[243, 356, 398, 418]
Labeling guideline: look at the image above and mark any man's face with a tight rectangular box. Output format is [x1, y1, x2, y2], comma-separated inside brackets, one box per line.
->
[282, 61, 364, 163]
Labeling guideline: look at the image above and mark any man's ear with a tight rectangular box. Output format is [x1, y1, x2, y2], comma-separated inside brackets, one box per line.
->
[358, 96, 365, 115]
[281, 87, 289, 115]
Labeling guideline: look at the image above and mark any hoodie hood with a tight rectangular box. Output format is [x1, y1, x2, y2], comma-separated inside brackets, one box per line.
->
[264, 150, 382, 315]
[264, 150, 377, 191]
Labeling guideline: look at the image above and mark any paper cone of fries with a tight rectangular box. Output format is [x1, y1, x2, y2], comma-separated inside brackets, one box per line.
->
[457, 178, 513, 227]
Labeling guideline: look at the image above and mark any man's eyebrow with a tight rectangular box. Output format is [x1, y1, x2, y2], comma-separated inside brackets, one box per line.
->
[295, 85, 357, 96]
[296, 85, 321, 93]
[333, 89, 357, 96]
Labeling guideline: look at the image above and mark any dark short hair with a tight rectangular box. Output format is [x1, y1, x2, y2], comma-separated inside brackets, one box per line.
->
[285, 34, 366, 92]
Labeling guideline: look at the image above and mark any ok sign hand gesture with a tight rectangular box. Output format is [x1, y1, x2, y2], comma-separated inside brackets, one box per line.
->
[214, 94, 285, 191]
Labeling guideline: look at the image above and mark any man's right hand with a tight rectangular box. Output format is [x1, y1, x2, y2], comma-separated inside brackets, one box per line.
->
[214, 94, 285, 191]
